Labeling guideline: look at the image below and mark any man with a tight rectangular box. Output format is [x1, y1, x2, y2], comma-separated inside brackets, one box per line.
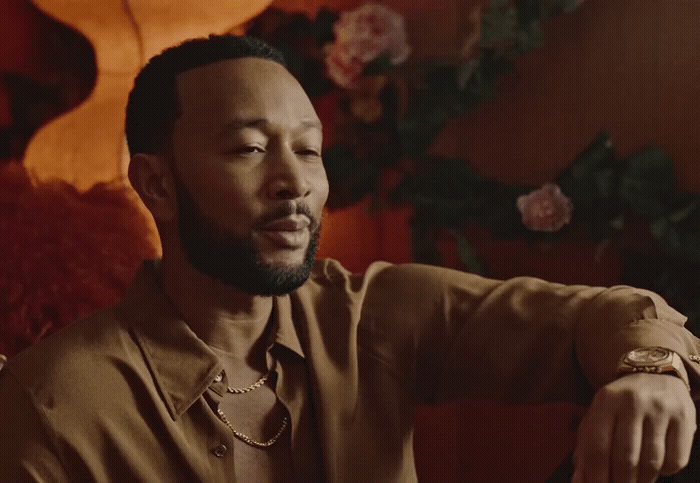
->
[0, 35, 698, 482]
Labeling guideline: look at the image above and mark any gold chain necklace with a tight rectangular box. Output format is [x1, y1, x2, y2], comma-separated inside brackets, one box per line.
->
[217, 408, 289, 449]
[226, 372, 269, 394]
[216, 370, 288, 448]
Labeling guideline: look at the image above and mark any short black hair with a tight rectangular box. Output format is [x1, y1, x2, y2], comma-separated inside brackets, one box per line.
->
[125, 34, 286, 156]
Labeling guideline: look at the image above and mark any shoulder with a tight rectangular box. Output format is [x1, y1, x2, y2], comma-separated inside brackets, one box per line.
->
[1, 306, 139, 409]
[309, 257, 502, 299]
[0, 308, 138, 479]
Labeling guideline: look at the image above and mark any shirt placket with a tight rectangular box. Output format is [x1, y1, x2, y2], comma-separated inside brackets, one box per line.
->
[269, 345, 324, 481]
[207, 374, 238, 481]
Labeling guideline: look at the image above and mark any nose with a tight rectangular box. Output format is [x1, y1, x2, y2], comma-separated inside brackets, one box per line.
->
[266, 145, 311, 200]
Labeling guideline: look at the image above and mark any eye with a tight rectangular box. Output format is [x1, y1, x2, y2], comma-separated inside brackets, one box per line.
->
[229, 145, 265, 155]
[296, 148, 321, 158]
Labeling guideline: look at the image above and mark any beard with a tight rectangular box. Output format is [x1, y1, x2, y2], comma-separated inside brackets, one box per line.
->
[172, 168, 321, 296]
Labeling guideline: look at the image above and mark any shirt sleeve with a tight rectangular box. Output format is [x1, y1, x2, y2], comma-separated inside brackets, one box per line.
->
[0, 369, 70, 482]
[358, 262, 700, 405]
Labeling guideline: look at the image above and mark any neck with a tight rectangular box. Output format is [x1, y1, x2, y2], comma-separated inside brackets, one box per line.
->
[158, 246, 273, 367]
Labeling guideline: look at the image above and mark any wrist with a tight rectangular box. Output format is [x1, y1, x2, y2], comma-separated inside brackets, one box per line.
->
[617, 347, 690, 391]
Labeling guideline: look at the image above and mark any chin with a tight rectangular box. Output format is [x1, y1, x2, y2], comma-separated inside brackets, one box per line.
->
[258, 247, 309, 268]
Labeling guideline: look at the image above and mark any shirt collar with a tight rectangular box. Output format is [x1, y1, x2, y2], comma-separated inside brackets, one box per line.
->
[271, 293, 306, 359]
[115, 260, 305, 419]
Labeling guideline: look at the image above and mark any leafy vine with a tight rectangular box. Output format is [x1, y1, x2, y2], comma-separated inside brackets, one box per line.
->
[247, 1, 700, 333]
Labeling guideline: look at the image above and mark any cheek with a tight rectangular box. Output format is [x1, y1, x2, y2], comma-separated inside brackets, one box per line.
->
[191, 174, 261, 225]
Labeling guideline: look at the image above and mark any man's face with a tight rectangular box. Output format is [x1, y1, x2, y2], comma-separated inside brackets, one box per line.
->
[169, 57, 329, 295]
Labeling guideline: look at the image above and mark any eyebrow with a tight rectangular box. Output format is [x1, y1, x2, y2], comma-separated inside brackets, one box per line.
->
[218, 118, 322, 137]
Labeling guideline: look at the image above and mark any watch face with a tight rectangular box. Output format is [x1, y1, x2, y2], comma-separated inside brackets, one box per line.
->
[626, 347, 671, 364]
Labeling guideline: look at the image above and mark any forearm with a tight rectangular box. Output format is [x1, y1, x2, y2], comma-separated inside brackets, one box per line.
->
[574, 285, 699, 390]
[429, 275, 699, 403]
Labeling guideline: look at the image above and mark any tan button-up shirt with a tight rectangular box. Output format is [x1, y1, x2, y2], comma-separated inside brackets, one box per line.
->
[1, 259, 699, 481]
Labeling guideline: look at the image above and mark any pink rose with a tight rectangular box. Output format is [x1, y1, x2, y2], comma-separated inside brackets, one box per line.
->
[325, 42, 367, 88]
[517, 183, 573, 232]
[325, 3, 411, 87]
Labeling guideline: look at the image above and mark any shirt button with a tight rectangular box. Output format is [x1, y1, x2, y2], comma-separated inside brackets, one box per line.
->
[212, 444, 227, 457]
[213, 373, 223, 383]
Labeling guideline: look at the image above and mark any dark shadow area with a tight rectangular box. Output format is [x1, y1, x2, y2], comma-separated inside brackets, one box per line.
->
[1, 1, 96, 161]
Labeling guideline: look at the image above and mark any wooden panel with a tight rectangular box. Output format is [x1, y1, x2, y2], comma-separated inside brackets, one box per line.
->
[432, 0, 700, 190]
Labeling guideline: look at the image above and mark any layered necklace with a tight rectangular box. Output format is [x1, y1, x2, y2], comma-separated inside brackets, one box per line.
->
[216, 371, 289, 449]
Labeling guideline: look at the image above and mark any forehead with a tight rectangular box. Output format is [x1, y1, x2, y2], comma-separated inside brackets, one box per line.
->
[174, 57, 318, 130]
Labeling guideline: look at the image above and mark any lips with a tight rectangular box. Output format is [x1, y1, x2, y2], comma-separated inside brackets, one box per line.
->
[260, 216, 310, 231]
[257, 216, 311, 248]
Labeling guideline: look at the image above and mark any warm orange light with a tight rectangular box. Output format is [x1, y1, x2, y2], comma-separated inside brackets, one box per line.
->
[25, 0, 274, 192]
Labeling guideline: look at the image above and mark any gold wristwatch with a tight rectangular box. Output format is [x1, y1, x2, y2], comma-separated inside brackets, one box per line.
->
[617, 347, 690, 390]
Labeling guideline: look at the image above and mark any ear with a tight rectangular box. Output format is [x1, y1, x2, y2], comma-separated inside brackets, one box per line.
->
[128, 153, 177, 222]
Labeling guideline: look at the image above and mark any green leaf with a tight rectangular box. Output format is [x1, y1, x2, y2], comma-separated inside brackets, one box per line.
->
[609, 214, 625, 230]
[516, 20, 544, 54]
[411, 216, 441, 265]
[449, 229, 486, 274]
[557, 132, 616, 218]
[516, 0, 540, 28]
[649, 218, 680, 253]
[363, 53, 394, 76]
[668, 198, 699, 224]
[398, 78, 458, 156]
[649, 217, 700, 263]
[425, 66, 464, 113]
[468, 182, 527, 237]
[619, 145, 676, 218]
[323, 144, 380, 208]
[457, 59, 479, 89]
[481, 0, 519, 55]
[313, 8, 338, 43]
[391, 157, 526, 237]
[391, 158, 478, 226]
[540, 0, 584, 16]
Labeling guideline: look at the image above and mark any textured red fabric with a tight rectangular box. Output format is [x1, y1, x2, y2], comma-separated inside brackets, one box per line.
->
[0, 162, 158, 357]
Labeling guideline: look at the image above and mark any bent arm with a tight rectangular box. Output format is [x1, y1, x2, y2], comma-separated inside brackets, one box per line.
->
[437, 273, 699, 403]
[360, 263, 700, 404]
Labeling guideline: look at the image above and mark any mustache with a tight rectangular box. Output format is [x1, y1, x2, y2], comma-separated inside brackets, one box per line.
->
[256, 201, 319, 228]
